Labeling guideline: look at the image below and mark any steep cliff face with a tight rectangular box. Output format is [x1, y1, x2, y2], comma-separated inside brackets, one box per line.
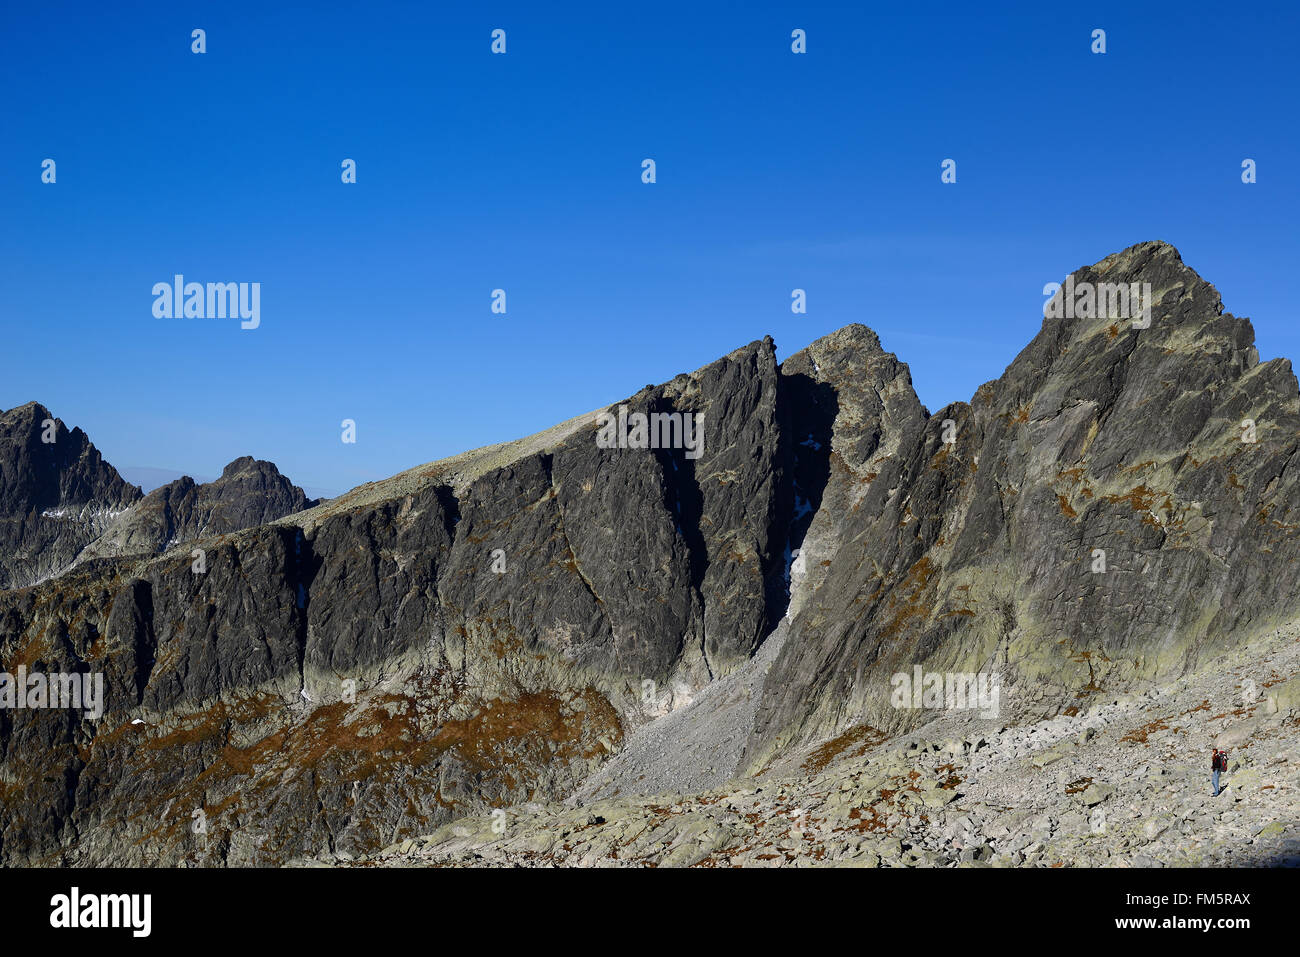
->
[0, 403, 142, 590]
[746, 240, 1300, 764]
[3, 241, 1297, 866]
[0, 338, 795, 864]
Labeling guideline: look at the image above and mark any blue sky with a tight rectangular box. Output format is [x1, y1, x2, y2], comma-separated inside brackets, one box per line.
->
[2, 2, 1297, 496]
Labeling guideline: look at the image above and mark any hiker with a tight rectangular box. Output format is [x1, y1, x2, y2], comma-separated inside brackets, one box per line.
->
[1211, 748, 1228, 796]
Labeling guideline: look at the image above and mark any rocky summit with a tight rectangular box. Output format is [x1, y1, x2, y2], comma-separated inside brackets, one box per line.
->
[0, 402, 142, 591]
[1, 241, 1297, 867]
[73, 455, 318, 566]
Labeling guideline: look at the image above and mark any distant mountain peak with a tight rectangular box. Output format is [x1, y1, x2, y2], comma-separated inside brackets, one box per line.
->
[0, 403, 141, 588]
[0, 405, 317, 581]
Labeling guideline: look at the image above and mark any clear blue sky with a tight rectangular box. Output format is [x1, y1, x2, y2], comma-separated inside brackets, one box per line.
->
[2, 2, 1297, 496]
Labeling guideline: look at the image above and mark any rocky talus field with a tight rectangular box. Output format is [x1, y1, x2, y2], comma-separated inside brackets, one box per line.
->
[352, 624, 1300, 868]
[1, 240, 1298, 866]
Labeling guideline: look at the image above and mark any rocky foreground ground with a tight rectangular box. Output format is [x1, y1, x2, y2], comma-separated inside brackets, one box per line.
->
[334, 622, 1300, 868]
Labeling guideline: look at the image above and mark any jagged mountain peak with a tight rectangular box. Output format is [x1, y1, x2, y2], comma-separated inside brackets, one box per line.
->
[2, 401, 95, 460]
[0, 404, 318, 583]
[4, 243, 1299, 867]
[2, 400, 52, 421]
[746, 243, 1300, 767]
[221, 455, 273, 479]
[0, 403, 141, 589]
[74, 453, 318, 563]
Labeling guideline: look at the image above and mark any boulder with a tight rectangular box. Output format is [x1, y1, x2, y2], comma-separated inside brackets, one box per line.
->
[1264, 676, 1300, 716]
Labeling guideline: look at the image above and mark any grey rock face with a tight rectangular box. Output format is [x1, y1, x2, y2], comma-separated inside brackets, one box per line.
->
[0, 402, 141, 590]
[0, 337, 797, 865]
[746, 240, 1300, 764]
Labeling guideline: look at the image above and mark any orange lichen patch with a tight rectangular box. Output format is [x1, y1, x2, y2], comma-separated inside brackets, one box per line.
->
[1064, 776, 1093, 795]
[82, 632, 112, 662]
[1057, 494, 1078, 519]
[839, 770, 924, 835]
[1105, 485, 1161, 512]
[140, 694, 279, 753]
[935, 763, 962, 790]
[1181, 699, 1211, 716]
[1073, 659, 1106, 697]
[103, 678, 621, 861]
[1228, 472, 1245, 490]
[137, 694, 434, 813]
[1013, 403, 1031, 424]
[431, 687, 623, 772]
[1255, 504, 1300, 532]
[3, 629, 54, 670]
[1058, 467, 1087, 483]
[801, 724, 889, 773]
[875, 556, 940, 643]
[1062, 706, 1080, 717]
[1106, 323, 1120, 340]
[489, 633, 523, 659]
[1121, 715, 1172, 745]
[846, 803, 890, 833]
[1210, 706, 1254, 720]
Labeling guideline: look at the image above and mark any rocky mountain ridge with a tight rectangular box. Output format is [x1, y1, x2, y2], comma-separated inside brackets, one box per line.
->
[0, 402, 142, 591]
[73, 455, 317, 565]
[0, 403, 318, 590]
[2, 241, 1298, 866]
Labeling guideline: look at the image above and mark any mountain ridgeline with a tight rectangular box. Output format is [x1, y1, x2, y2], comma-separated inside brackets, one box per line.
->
[1, 241, 1297, 866]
